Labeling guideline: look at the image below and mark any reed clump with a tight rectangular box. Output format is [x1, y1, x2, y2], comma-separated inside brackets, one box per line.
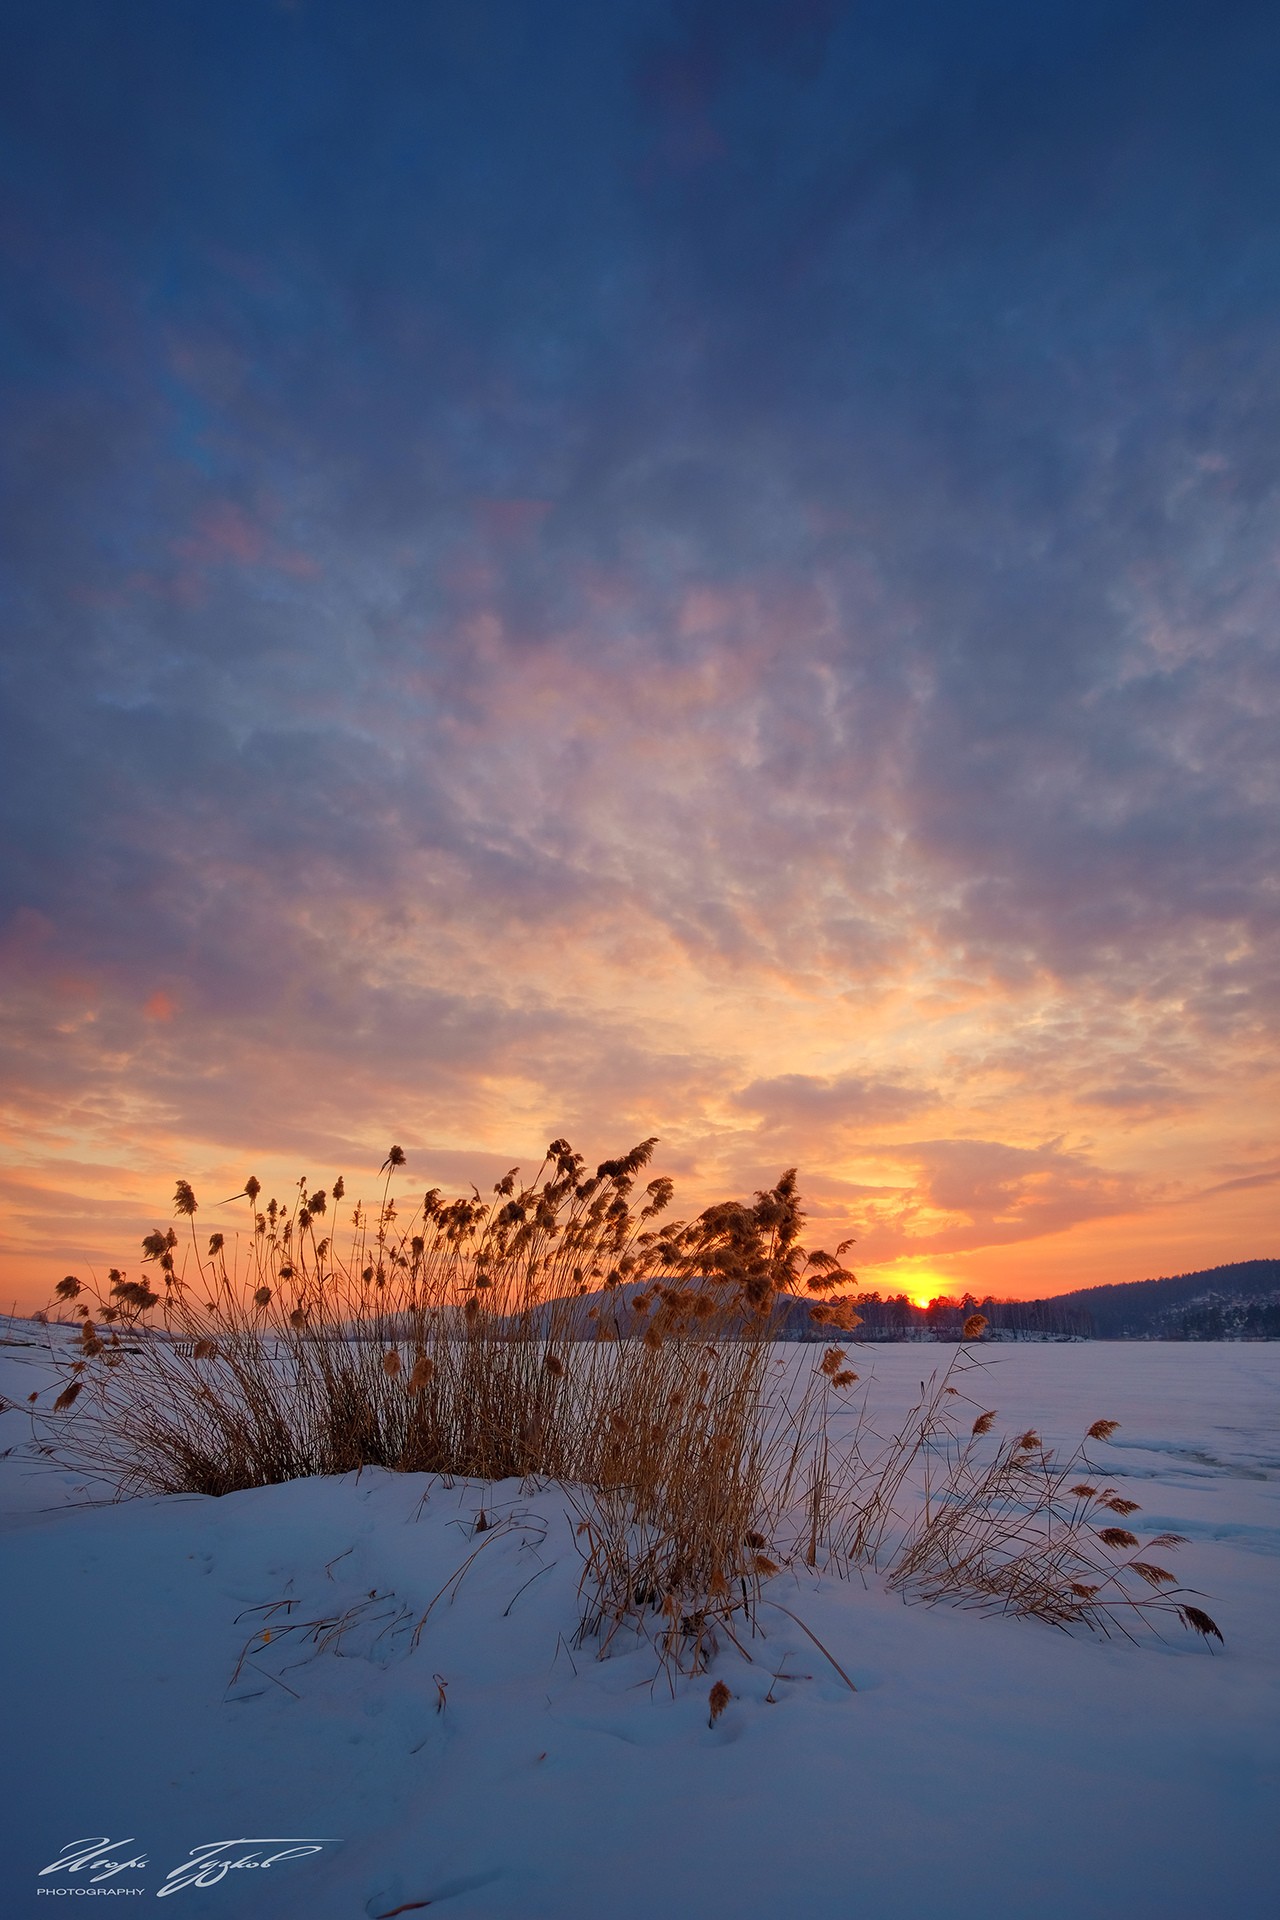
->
[27, 1145, 1220, 1666]
[29, 1143, 862, 1670]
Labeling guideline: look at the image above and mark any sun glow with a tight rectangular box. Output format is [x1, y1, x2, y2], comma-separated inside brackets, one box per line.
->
[871, 1263, 961, 1312]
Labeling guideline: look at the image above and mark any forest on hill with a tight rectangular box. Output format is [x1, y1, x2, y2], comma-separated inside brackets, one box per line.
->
[816, 1258, 1280, 1342]
[1033, 1258, 1280, 1340]
[531, 1259, 1280, 1342]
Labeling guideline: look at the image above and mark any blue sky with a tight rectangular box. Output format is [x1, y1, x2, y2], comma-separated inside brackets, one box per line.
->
[2, 0, 1278, 1302]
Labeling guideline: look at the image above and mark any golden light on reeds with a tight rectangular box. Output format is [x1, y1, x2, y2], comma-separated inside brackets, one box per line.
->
[23, 1140, 1224, 1668]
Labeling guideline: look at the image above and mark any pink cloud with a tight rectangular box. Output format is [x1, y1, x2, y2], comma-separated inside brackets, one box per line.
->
[474, 498, 553, 542]
[171, 502, 322, 581]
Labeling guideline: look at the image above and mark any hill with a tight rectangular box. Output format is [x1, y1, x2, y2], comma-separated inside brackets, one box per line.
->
[349, 1261, 1280, 1343]
[1044, 1258, 1280, 1339]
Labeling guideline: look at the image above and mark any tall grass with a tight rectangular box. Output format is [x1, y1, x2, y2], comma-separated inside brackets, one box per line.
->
[811, 1342, 1223, 1645]
[24, 1144, 1221, 1666]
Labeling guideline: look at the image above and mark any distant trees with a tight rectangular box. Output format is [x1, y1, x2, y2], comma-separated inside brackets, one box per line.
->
[1166, 1295, 1280, 1340]
[779, 1290, 1091, 1342]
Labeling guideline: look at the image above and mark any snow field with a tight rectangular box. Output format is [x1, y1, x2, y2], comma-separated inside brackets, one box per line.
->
[1, 1335, 1277, 1918]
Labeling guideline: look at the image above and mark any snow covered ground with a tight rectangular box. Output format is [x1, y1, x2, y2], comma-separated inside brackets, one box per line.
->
[2, 1331, 1277, 1919]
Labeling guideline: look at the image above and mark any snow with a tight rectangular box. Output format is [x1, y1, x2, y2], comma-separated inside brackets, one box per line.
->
[2, 1333, 1278, 1918]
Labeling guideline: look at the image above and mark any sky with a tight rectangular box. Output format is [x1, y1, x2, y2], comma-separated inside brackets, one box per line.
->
[1, 0, 1278, 1312]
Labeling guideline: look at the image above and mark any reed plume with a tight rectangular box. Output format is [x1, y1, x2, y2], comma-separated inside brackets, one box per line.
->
[32, 1144, 1223, 1667]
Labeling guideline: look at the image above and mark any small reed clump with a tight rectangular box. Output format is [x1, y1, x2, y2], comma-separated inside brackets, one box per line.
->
[812, 1353, 1224, 1646]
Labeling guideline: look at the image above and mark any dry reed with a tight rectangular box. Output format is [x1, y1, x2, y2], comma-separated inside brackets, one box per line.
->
[25, 1146, 1221, 1669]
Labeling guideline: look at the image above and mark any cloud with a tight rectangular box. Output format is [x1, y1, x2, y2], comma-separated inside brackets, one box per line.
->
[1079, 1080, 1195, 1116]
[731, 1071, 933, 1135]
[845, 1137, 1148, 1263]
[1184, 1166, 1280, 1203]
[1, 0, 1277, 1299]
